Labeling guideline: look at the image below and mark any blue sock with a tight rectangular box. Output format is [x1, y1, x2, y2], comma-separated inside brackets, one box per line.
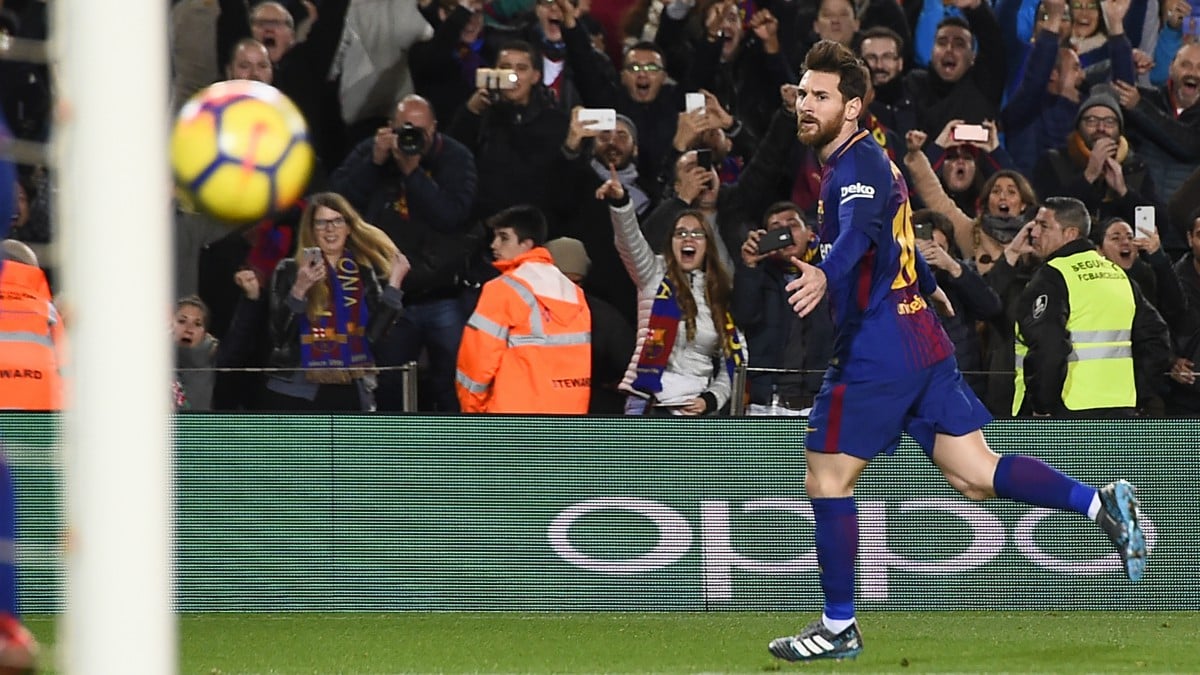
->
[812, 497, 857, 622]
[993, 454, 1096, 516]
[0, 450, 17, 616]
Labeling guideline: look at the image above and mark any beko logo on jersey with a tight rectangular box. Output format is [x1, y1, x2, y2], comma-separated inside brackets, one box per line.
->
[840, 182, 876, 203]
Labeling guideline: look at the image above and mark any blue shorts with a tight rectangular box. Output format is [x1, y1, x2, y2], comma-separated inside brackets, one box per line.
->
[805, 357, 992, 459]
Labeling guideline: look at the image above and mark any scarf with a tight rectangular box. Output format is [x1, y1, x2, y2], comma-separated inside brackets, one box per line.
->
[590, 158, 650, 215]
[631, 277, 747, 397]
[298, 252, 375, 384]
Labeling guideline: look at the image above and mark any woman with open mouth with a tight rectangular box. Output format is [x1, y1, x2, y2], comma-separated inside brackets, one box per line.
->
[595, 164, 745, 416]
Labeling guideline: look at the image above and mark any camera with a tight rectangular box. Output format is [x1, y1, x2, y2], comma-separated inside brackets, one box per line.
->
[475, 68, 518, 91]
[396, 122, 426, 156]
[913, 220, 934, 241]
[695, 148, 713, 170]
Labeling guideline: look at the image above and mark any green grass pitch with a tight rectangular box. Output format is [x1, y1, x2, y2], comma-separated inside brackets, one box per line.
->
[23, 611, 1200, 673]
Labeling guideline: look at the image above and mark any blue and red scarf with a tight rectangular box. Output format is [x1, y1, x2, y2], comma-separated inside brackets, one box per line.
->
[298, 252, 374, 384]
[631, 277, 746, 397]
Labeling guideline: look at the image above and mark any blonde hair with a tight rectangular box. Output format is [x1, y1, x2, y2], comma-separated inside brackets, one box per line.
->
[294, 192, 398, 322]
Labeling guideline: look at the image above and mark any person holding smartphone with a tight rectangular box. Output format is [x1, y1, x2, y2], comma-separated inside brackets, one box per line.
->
[731, 202, 833, 414]
[263, 192, 411, 411]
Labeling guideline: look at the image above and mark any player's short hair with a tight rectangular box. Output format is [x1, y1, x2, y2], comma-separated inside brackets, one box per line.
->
[802, 40, 869, 104]
[761, 201, 805, 229]
[1043, 196, 1091, 238]
[488, 205, 548, 246]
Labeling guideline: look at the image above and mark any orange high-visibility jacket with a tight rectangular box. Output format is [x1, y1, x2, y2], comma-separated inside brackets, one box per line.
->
[0, 261, 66, 410]
[456, 247, 591, 413]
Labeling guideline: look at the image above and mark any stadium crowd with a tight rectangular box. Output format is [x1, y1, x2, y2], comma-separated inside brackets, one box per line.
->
[3, 0, 1200, 416]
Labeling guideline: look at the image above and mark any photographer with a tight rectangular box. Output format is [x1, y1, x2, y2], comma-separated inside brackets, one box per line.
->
[329, 94, 478, 412]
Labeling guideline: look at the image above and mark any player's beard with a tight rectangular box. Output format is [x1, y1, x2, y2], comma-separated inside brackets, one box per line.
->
[796, 109, 843, 149]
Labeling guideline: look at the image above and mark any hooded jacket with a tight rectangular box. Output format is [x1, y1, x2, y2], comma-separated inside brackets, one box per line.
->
[456, 246, 592, 413]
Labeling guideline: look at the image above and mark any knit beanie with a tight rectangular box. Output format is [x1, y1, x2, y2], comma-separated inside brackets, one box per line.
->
[545, 237, 591, 279]
[1076, 85, 1124, 133]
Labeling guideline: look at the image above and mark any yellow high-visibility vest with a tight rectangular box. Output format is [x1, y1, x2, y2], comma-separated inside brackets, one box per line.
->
[1014, 249, 1136, 415]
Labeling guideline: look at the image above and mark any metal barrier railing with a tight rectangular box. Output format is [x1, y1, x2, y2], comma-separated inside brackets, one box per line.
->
[175, 361, 422, 411]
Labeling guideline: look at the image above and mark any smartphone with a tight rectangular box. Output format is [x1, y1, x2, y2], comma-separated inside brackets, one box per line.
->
[913, 220, 934, 241]
[475, 68, 518, 90]
[303, 246, 322, 265]
[757, 227, 796, 254]
[1134, 206, 1156, 240]
[577, 107, 616, 131]
[695, 148, 713, 170]
[685, 92, 706, 114]
[950, 123, 989, 143]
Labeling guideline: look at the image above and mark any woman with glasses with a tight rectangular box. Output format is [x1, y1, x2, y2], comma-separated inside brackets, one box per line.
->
[596, 165, 745, 416]
[263, 192, 411, 411]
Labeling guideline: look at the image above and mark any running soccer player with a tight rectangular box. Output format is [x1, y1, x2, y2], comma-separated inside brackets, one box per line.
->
[766, 40, 1147, 663]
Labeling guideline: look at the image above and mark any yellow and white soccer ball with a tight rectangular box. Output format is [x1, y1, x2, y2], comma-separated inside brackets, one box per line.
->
[171, 80, 314, 223]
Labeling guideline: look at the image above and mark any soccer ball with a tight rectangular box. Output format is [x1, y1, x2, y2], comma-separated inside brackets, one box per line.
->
[171, 80, 314, 223]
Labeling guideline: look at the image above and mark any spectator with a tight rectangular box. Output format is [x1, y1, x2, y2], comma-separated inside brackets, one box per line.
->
[912, 209, 1005, 401]
[564, 37, 716, 190]
[906, 9, 1007, 142]
[409, 0, 507, 124]
[548, 108, 653, 323]
[456, 206, 593, 413]
[545, 236, 636, 413]
[1032, 86, 1170, 246]
[518, 0, 591, 110]
[1149, 0, 1192, 85]
[643, 99, 798, 272]
[448, 40, 570, 224]
[1114, 42, 1200, 208]
[599, 168, 746, 416]
[1092, 214, 1187, 415]
[1012, 196, 1171, 417]
[217, 0, 351, 166]
[1167, 207, 1200, 414]
[920, 118, 1013, 218]
[1092, 215, 1187, 330]
[173, 295, 220, 411]
[858, 26, 917, 140]
[263, 193, 410, 411]
[731, 202, 833, 413]
[225, 38, 274, 83]
[330, 94, 478, 412]
[329, 0, 433, 145]
[1003, 0, 1101, 175]
[655, 89, 759, 195]
[688, 1, 793, 140]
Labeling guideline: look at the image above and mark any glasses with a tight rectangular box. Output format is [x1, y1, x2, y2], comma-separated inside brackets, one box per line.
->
[313, 216, 347, 230]
[1080, 115, 1120, 129]
[673, 229, 707, 240]
[624, 62, 664, 73]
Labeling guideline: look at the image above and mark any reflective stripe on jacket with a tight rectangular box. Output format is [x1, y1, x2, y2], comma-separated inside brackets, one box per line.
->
[456, 247, 591, 413]
[1014, 249, 1136, 415]
[0, 261, 65, 410]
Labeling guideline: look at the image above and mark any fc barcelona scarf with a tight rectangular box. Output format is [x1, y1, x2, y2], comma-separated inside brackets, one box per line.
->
[298, 252, 375, 384]
[631, 277, 747, 397]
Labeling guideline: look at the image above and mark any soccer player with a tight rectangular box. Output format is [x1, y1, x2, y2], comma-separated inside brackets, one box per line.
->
[766, 40, 1147, 663]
